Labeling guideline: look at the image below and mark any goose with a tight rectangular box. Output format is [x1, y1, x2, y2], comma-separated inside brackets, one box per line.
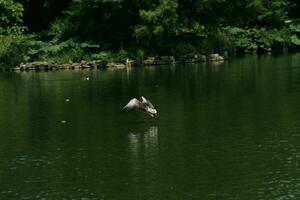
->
[121, 96, 157, 117]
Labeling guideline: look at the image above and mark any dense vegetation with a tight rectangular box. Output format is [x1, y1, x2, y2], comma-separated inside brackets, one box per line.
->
[1, 0, 300, 67]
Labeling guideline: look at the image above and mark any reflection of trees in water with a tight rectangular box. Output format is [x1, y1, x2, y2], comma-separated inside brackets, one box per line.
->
[128, 126, 160, 199]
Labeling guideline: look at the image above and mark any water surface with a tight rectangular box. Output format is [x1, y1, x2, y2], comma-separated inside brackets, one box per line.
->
[1, 54, 300, 199]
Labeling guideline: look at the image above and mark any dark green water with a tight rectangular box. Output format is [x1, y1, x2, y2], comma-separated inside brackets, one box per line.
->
[1, 53, 300, 200]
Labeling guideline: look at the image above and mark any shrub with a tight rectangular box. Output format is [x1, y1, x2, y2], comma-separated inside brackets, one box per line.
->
[0, 34, 30, 67]
[0, 35, 103, 67]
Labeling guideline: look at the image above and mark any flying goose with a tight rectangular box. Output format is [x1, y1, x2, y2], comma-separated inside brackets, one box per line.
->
[121, 96, 157, 117]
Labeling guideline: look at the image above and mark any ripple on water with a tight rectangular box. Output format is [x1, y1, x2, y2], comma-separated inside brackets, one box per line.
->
[256, 138, 300, 199]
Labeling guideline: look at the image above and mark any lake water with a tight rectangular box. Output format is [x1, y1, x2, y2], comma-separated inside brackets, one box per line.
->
[1, 53, 300, 200]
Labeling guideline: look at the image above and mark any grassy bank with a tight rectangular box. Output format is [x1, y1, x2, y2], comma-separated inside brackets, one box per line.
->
[1, 23, 300, 69]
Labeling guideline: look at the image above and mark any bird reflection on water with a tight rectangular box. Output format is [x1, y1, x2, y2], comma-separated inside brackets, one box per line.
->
[128, 126, 159, 196]
[128, 126, 159, 169]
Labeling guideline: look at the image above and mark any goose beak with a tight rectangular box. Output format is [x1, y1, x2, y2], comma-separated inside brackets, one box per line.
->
[149, 113, 155, 117]
[147, 109, 157, 117]
[149, 113, 156, 117]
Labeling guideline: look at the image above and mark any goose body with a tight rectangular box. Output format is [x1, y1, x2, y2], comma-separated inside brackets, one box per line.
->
[121, 96, 157, 117]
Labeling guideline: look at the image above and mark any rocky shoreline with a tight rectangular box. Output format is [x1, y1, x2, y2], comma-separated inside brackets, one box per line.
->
[1, 53, 226, 72]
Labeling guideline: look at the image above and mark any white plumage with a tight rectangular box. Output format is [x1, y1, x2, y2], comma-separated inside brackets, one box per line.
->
[121, 96, 157, 117]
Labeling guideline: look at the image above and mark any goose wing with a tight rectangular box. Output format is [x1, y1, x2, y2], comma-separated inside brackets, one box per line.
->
[121, 98, 143, 112]
[141, 96, 154, 108]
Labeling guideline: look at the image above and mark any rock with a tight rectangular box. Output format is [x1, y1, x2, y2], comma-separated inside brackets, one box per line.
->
[209, 53, 225, 62]
[159, 56, 175, 64]
[16, 60, 104, 71]
[195, 54, 207, 62]
[209, 54, 219, 61]
[177, 54, 206, 63]
[106, 62, 126, 68]
[144, 57, 156, 65]
[71, 63, 81, 70]
[20, 63, 26, 68]
[12, 67, 21, 71]
[81, 64, 90, 69]
[143, 56, 175, 65]
[218, 55, 225, 61]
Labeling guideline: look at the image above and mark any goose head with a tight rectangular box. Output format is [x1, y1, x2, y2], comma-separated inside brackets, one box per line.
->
[141, 96, 157, 117]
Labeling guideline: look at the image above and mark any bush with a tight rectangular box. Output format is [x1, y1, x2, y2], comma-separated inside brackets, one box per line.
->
[223, 21, 300, 54]
[0, 0, 26, 35]
[91, 50, 131, 63]
[0, 34, 29, 67]
[26, 39, 100, 63]
[0, 35, 103, 67]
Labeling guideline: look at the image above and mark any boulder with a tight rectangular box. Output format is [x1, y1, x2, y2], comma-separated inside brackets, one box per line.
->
[209, 54, 225, 62]
[144, 57, 156, 65]
[106, 62, 126, 68]
[144, 56, 175, 65]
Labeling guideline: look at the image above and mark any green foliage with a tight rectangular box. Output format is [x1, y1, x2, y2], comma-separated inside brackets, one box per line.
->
[91, 52, 111, 61]
[222, 21, 300, 54]
[0, 0, 25, 34]
[289, 21, 300, 46]
[0, 35, 103, 67]
[48, 0, 132, 49]
[1, 0, 300, 68]
[178, 22, 206, 37]
[289, 22, 300, 33]
[134, 0, 178, 41]
[204, 28, 235, 54]
[91, 49, 130, 63]
[173, 42, 196, 56]
[226, 27, 270, 53]
[291, 35, 300, 45]
[0, 34, 29, 67]
[135, 49, 146, 62]
[27, 40, 102, 63]
[225, 27, 253, 52]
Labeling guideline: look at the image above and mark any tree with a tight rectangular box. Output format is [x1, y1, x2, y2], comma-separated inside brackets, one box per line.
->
[16, 0, 71, 32]
[0, 0, 24, 34]
[133, 0, 179, 41]
[288, 0, 300, 19]
[49, 0, 137, 49]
